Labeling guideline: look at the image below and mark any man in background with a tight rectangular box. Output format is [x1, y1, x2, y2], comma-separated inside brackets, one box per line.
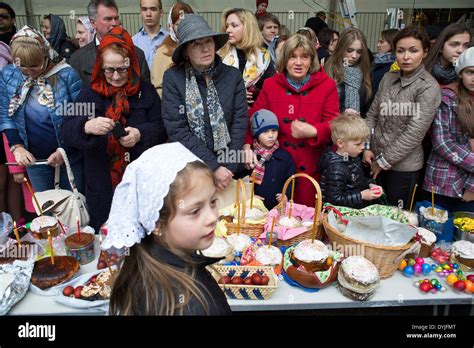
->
[0, 2, 16, 45]
[132, 0, 168, 70]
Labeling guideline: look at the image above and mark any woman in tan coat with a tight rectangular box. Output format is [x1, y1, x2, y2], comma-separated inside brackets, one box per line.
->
[363, 27, 441, 208]
[151, 2, 193, 97]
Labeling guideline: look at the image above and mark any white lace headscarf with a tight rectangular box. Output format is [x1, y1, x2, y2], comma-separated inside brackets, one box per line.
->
[102, 143, 202, 250]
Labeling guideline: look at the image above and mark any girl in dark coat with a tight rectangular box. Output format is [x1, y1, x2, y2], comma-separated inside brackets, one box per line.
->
[371, 29, 398, 97]
[106, 143, 231, 315]
[61, 27, 166, 232]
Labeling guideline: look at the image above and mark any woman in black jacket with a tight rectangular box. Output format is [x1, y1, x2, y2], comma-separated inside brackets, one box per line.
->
[61, 27, 166, 232]
[162, 14, 248, 190]
[42, 14, 78, 61]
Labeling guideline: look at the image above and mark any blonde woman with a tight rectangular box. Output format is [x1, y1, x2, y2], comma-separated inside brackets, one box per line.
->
[219, 8, 275, 105]
[151, 2, 194, 97]
[325, 27, 372, 117]
[0, 26, 84, 194]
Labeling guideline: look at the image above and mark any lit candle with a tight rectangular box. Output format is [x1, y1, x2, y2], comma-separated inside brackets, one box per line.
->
[47, 230, 54, 265]
[13, 221, 21, 246]
[56, 215, 66, 235]
[23, 177, 43, 215]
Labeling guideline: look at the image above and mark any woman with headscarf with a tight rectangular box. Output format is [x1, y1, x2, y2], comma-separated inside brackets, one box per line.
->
[42, 14, 78, 61]
[151, 2, 194, 97]
[161, 14, 248, 190]
[0, 25, 84, 194]
[61, 26, 166, 232]
[75, 16, 96, 48]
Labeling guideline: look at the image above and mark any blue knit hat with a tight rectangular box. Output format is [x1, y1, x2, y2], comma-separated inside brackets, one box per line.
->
[250, 109, 279, 138]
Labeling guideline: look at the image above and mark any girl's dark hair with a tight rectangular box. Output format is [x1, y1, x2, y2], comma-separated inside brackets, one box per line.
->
[424, 23, 471, 73]
[393, 27, 431, 52]
[317, 28, 339, 50]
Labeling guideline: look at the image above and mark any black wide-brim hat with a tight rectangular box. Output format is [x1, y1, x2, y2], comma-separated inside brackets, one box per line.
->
[172, 14, 229, 64]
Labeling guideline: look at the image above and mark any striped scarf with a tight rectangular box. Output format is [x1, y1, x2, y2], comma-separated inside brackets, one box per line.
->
[252, 139, 279, 185]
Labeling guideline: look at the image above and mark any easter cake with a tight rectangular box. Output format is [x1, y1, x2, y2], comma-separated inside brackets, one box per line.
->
[337, 256, 380, 301]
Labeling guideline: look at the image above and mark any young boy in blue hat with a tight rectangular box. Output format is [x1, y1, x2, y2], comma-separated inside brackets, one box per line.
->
[250, 109, 296, 210]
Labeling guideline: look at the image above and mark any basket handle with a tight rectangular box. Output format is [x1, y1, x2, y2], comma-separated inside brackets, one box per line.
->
[323, 206, 349, 225]
[281, 173, 323, 236]
[235, 179, 247, 228]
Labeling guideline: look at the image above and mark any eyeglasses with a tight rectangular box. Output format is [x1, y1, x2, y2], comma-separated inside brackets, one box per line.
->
[102, 67, 129, 75]
[0, 13, 11, 20]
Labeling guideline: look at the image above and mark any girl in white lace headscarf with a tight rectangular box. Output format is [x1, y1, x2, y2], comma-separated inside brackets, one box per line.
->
[105, 143, 231, 316]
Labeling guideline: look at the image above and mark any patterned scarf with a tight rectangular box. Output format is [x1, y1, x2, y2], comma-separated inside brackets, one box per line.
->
[342, 65, 362, 112]
[252, 139, 279, 185]
[185, 61, 230, 152]
[7, 25, 69, 117]
[90, 27, 141, 188]
[286, 73, 311, 91]
[432, 61, 458, 85]
[221, 46, 271, 88]
[374, 52, 395, 65]
[77, 16, 96, 46]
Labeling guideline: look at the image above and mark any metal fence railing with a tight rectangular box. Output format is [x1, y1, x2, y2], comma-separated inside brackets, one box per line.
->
[16, 11, 387, 51]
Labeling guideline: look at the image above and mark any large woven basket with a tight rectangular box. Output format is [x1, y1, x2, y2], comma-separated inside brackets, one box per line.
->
[225, 179, 265, 238]
[208, 265, 278, 300]
[322, 213, 419, 278]
[273, 173, 323, 248]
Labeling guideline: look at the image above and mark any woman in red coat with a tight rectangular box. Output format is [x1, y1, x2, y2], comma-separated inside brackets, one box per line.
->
[244, 34, 339, 207]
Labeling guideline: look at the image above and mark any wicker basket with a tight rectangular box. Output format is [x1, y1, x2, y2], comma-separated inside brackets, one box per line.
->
[322, 213, 419, 279]
[225, 179, 265, 238]
[208, 265, 278, 300]
[273, 173, 323, 248]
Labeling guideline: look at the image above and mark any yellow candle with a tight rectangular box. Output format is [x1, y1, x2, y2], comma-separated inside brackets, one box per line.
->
[47, 230, 54, 265]
[23, 177, 43, 215]
[268, 217, 275, 248]
[431, 186, 435, 215]
[290, 178, 295, 201]
[13, 221, 21, 246]
[409, 183, 418, 213]
[236, 181, 241, 235]
[250, 172, 256, 209]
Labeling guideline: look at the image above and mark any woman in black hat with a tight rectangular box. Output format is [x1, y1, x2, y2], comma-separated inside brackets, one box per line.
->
[162, 14, 248, 190]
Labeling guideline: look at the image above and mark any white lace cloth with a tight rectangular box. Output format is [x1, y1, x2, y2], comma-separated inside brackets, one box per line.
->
[102, 143, 202, 250]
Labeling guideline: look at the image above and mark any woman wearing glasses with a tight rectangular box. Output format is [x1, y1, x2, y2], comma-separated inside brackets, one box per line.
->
[61, 27, 166, 232]
[0, 26, 84, 194]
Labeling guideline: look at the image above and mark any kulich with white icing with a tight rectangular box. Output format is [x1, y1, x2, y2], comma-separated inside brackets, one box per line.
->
[293, 239, 329, 263]
[30, 216, 57, 233]
[451, 240, 474, 259]
[256, 245, 283, 266]
[416, 227, 436, 246]
[201, 237, 232, 258]
[233, 207, 266, 222]
[341, 256, 379, 285]
[278, 216, 302, 228]
[226, 233, 252, 253]
[423, 207, 448, 223]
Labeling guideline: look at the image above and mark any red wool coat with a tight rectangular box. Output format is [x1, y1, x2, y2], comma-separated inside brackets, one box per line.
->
[248, 70, 340, 207]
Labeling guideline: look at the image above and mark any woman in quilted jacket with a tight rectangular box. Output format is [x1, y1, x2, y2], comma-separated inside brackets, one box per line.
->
[0, 26, 84, 194]
[364, 27, 441, 208]
[423, 47, 474, 213]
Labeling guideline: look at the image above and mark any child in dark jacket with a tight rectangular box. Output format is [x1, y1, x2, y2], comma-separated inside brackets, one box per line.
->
[250, 109, 296, 210]
[319, 113, 383, 208]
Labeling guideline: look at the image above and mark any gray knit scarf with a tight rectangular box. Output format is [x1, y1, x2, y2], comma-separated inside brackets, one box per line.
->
[342, 65, 362, 112]
[185, 62, 231, 152]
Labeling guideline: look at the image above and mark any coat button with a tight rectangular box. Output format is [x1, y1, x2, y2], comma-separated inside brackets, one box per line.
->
[284, 141, 289, 147]
[302, 91, 308, 96]
[299, 117, 306, 122]
[283, 118, 290, 124]
[286, 90, 292, 95]
[299, 166, 306, 171]
[298, 142, 305, 148]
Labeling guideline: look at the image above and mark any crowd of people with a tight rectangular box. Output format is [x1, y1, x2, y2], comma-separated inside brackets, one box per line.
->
[0, 0, 473, 315]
